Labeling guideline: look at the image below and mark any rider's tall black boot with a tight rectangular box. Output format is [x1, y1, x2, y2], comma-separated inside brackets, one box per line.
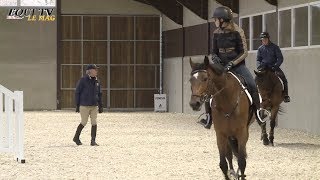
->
[73, 123, 84, 145]
[283, 82, 290, 103]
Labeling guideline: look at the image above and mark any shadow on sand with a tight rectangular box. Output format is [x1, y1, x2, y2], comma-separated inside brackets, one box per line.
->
[276, 142, 320, 150]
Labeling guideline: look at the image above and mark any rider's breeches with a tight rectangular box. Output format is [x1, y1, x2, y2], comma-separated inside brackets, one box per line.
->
[275, 67, 288, 84]
[231, 64, 260, 108]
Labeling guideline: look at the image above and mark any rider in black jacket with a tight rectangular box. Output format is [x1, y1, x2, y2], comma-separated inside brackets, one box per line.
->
[199, 6, 268, 128]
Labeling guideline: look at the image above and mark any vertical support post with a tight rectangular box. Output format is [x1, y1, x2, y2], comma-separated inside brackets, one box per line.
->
[5, 95, 13, 150]
[14, 91, 25, 163]
[0, 93, 3, 147]
[159, 15, 163, 94]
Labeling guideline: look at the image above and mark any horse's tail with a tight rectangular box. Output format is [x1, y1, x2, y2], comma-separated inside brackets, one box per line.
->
[278, 105, 285, 115]
[228, 137, 239, 158]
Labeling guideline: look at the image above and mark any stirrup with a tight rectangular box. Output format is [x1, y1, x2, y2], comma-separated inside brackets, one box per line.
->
[257, 108, 270, 123]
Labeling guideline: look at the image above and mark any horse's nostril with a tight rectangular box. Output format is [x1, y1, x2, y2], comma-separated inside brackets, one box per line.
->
[196, 102, 200, 107]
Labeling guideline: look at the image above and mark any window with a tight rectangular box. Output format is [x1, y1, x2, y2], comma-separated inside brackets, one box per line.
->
[311, 3, 320, 45]
[240, 2, 320, 50]
[253, 15, 263, 50]
[265, 12, 278, 44]
[294, 6, 308, 46]
[241, 18, 250, 50]
[279, 9, 292, 48]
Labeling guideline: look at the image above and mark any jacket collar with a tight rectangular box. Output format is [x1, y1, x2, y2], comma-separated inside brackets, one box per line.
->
[86, 75, 97, 80]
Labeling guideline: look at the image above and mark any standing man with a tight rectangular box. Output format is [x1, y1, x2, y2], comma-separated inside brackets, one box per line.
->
[257, 32, 290, 103]
[73, 64, 103, 146]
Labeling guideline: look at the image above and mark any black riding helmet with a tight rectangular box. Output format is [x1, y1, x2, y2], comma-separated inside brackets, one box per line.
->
[212, 6, 233, 22]
[260, 32, 270, 39]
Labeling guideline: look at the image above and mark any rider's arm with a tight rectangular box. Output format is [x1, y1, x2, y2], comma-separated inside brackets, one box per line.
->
[232, 26, 248, 65]
[256, 48, 263, 68]
[274, 45, 283, 68]
[211, 32, 219, 55]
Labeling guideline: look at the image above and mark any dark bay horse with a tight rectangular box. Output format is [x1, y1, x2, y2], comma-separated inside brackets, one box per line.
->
[254, 68, 284, 146]
[189, 56, 254, 180]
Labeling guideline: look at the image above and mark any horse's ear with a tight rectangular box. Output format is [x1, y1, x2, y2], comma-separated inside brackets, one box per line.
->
[189, 57, 195, 69]
[204, 56, 209, 67]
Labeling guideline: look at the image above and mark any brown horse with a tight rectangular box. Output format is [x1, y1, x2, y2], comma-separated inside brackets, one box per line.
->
[254, 68, 284, 146]
[189, 56, 254, 180]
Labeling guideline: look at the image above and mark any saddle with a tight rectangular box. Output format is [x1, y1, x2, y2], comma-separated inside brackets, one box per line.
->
[228, 72, 253, 105]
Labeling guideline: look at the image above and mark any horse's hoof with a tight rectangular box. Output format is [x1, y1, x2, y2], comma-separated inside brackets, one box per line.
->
[227, 170, 237, 180]
[270, 141, 274, 146]
[263, 138, 269, 146]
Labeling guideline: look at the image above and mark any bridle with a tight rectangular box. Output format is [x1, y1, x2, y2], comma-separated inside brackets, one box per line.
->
[191, 69, 244, 119]
[190, 69, 225, 103]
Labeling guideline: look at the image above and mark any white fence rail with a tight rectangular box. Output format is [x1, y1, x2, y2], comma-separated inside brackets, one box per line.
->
[0, 84, 25, 163]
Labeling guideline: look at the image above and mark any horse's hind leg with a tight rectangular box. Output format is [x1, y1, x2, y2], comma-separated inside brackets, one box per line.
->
[269, 106, 279, 146]
[256, 118, 269, 145]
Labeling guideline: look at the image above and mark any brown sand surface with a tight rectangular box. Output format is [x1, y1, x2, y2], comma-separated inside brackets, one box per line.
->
[1, 111, 320, 180]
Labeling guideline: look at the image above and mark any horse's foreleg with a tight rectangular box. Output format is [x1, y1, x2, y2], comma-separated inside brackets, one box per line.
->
[226, 143, 234, 170]
[216, 133, 230, 180]
[255, 112, 269, 145]
[237, 130, 248, 180]
[269, 106, 279, 146]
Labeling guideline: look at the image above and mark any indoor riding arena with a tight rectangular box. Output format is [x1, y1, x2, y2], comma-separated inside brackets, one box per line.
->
[1, 0, 320, 179]
[0, 112, 319, 179]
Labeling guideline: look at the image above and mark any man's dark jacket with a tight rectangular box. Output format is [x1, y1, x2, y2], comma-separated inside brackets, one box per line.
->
[75, 75, 102, 108]
[257, 42, 283, 69]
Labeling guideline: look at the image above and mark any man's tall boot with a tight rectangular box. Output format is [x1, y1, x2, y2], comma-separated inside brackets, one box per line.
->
[283, 82, 290, 103]
[91, 125, 99, 146]
[73, 124, 84, 145]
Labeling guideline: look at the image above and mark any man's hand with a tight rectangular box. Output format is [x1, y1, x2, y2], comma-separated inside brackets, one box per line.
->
[225, 61, 234, 71]
[98, 106, 103, 113]
[76, 105, 80, 113]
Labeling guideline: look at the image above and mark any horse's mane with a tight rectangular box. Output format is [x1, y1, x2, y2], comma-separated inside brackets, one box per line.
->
[192, 56, 225, 76]
[208, 62, 225, 76]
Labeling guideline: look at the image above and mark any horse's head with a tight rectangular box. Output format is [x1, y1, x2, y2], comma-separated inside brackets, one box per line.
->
[189, 56, 224, 111]
[254, 68, 277, 86]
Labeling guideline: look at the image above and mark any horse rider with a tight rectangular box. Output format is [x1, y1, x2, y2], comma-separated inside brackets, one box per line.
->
[257, 32, 290, 103]
[73, 64, 103, 146]
[205, 6, 268, 122]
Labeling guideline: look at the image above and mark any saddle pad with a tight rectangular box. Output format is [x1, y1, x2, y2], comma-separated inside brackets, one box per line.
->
[228, 72, 253, 105]
[277, 76, 284, 91]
